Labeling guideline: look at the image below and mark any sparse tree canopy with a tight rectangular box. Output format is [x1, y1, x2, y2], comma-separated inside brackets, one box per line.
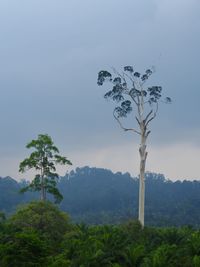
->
[97, 66, 171, 227]
[19, 134, 72, 203]
[97, 67, 171, 126]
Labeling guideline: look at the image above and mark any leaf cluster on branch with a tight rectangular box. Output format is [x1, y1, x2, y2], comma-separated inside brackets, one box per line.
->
[97, 65, 171, 134]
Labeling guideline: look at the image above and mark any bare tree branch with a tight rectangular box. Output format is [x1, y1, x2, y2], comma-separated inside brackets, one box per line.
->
[144, 110, 153, 123]
[129, 94, 139, 106]
[146, 130, 151, 138]
[135, 116, 140, 126]
[145, 102, 158, 127]
[145, 114, 156, 127]
[123, 71, 135, 85]
[113, 111, 141, 135]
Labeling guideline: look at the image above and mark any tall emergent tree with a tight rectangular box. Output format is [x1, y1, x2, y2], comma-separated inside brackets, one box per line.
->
[97, 66, 171, 227]
[19, 134, 72, 203]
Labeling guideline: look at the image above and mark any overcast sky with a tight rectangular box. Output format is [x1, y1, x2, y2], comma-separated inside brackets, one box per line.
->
[0, 0, 200, 181]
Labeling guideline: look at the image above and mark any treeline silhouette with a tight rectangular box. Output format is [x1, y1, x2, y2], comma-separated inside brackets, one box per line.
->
[0, 166, 200, 226]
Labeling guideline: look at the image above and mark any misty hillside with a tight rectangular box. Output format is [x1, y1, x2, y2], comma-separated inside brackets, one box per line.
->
[0, 166, 200, 227]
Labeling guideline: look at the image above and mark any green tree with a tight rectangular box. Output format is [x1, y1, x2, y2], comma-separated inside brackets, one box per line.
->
[9, 201, 72, 248]
[123, 244, 145, 267]
[152, 244, 177, 267]
[97, 66, 171, 227]
[0, 230, 48, 267]
[19, 134, 72, 203]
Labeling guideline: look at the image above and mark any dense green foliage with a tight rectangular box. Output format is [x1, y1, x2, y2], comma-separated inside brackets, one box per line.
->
[0, 167, 200, 226]
[19, 134, 72, 203]
[0, 201, 200, 267]
[9, 201, 72, 247]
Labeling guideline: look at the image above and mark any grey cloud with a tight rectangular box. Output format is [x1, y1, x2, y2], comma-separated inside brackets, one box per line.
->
[0, 0, 200, 178]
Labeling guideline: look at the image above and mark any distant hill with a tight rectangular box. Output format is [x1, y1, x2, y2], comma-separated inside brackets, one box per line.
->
[0, 166, 200, 226]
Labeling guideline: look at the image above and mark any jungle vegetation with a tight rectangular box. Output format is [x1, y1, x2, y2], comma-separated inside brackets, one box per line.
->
[0, 201, 200, 267]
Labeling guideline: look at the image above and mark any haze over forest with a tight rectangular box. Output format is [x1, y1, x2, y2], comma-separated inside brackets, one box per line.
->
[1, 166, 200, 227]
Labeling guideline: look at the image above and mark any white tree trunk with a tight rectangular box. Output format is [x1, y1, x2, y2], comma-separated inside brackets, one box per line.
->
[138, 126, 147, 227]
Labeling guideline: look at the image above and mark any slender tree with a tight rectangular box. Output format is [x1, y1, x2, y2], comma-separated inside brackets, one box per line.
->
[97, 66, 171, 227]
[19, 134, 72, 203]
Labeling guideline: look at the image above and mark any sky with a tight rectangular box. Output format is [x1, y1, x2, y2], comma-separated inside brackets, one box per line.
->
[0, 0, 200, 181]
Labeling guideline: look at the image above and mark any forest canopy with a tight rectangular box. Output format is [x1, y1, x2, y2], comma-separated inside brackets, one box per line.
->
[1, 167, 200, 227]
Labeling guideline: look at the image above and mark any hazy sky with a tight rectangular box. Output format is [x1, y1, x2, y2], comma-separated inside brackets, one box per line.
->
[0, 0, 200, 180]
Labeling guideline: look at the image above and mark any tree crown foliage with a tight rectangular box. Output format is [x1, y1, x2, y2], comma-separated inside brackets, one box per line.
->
[97, 66, 171, 121]
[19, 134, 72, 203]
[9, 201, 72, 245]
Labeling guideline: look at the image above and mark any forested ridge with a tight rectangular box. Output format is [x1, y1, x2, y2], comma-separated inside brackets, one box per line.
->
[1, 166, 200, 227]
